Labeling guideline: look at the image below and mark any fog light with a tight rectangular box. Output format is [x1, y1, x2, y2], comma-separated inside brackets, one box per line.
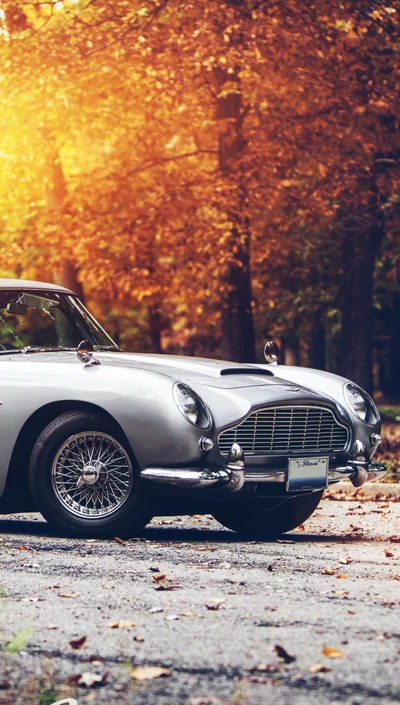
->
[370, 433, 382, 447]
[200, 437, 214, 452]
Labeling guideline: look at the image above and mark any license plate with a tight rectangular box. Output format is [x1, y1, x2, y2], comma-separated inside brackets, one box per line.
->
[287, 457, 328, 492]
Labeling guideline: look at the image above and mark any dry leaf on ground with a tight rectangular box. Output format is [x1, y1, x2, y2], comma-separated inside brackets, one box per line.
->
[107, 620, 136, 629]
[152, 573, 167, 583]
[247, 663, 282, 674]
[206, 598, 226, 611]
[274, 644, 296, 663]
[131, 666, 171, 681]
[384, 549, 396, 558]
[67, 672, 108, 688]
[134, 635, 145, 642]
[336, 574, 349, 579]
[69, 635, 87, 650]
[309, 663, 332, 673]
[322, 568, 336, 575]
[322, 647, 346, 659]
[58, 592, 80, 598]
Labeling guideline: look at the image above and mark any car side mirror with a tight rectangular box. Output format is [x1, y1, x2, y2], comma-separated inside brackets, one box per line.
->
[264, 340, 279, 365]
[77, 340, 101, 366]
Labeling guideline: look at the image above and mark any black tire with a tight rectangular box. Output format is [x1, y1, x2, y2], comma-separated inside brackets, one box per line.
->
[212, 491, 323, 538]
[29, 411, 152, 538]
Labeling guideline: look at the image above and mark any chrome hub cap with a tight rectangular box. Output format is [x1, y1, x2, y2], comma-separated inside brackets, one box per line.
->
[51, 432, 134, 518]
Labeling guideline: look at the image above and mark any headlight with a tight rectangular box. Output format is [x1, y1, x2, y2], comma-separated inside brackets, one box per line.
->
[173, 383, 211, 428]
[343, 383, 379, 425]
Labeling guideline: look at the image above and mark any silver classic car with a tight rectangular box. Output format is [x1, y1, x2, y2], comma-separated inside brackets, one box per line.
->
[0, 279, 386, 538]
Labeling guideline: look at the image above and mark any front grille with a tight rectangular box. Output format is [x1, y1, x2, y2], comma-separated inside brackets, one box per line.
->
[218, 406, 349, 456]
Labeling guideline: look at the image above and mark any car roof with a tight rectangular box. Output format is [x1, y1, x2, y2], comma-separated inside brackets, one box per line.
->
[0, 278, 74, 294]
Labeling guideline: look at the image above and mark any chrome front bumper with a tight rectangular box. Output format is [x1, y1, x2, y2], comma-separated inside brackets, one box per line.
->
[141, 444, 387, 492]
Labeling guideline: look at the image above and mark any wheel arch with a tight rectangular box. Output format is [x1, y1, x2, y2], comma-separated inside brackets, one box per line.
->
[0, 400, 133, 512]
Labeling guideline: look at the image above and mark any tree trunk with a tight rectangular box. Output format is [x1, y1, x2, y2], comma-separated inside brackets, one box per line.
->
[217, 70, 255, 362]
[148, 304, 163, 353]
[383, 291, 400, 399]
[308, 312, 326, 370]
[339, 217, 383, 394]
[42, 140, 85, 302]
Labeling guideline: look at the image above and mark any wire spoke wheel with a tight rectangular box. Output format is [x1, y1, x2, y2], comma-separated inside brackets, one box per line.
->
[51, 431, 134, 518]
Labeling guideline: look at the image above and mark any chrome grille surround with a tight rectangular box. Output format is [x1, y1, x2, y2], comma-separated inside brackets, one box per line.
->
[218, 405, 349, 457]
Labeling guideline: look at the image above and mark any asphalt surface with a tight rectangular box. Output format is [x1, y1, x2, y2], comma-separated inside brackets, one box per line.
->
[0, 490, 399, 705]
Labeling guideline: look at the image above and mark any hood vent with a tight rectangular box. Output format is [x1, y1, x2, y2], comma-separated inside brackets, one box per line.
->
[220, 368, 273, 377]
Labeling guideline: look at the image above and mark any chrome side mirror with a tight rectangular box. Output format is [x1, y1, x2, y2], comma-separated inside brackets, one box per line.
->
[264, 340, 279, 365]
[77, 340, 101, 366]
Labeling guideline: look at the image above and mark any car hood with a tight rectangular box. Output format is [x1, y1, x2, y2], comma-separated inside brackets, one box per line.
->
[98, 351, 321, 394]
[6, 349, 323, 397]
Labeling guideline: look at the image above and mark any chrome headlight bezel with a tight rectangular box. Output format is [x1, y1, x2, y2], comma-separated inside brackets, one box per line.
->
[173, 383, 212, 429]
[343, 382, 380, 426]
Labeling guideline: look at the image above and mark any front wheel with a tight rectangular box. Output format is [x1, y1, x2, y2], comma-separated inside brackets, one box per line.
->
[212, 491, 323, 537]
[29, 411, 152, 538]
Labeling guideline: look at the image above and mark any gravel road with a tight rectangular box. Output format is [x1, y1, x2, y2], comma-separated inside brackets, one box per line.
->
[0, 490, 399, 705]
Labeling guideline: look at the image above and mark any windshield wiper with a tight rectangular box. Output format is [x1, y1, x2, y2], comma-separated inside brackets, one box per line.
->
[21, 346, 74, 354]
[93, 345, 122, 351]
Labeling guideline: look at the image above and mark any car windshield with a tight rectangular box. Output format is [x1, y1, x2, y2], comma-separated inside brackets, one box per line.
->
[0, 290, 117, 352]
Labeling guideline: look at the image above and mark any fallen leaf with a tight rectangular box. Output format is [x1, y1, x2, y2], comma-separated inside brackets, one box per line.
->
[149, 607, 164, 613]
[274, 644, 296, 663]
[322, 647, 346, 659]
[298, 524, 305, 531]
[390, 575, 400, 581]
[67, 672, 108, 688]
[308, 663, 332, 673]
[247, 663, 282, 674]
[276, 539, 295, 544]
[338, 558, 352, 565]
[17, 546, 28, 551]
[114, 537, 125, 544]
[134, 635, 145, 642]
[152, 573, 167, 583]
[322, 568, 336, 575]
[154, 585, 182, 591]
[107, 620, 136, 629]
[384, 549, 395, 558]
[69, 636, 87, 650]
[166, 614, 180, 621]
[179, 611, 198, 617]
[389, 536, 400, 543]
[206, 598, 226, 611]
[336, 574, 349, 579]
[58, 592, 80, 598]
[18, 597, 43, 603]
[130, 666, 170, 681]
[46, 625, 59, 630]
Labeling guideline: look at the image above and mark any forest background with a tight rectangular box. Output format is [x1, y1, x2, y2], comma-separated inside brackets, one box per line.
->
[0, 0, 399, 397]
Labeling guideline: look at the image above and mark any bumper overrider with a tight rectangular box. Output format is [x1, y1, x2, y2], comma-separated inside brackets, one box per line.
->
[141, 441, 386, 492]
